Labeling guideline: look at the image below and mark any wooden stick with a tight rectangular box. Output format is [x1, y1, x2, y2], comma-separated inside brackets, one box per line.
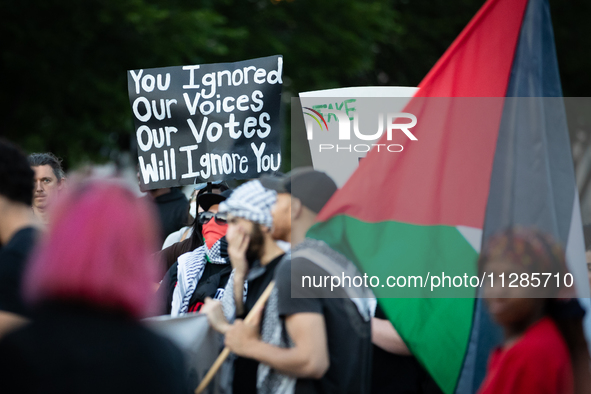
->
[195, 280, 276, 394]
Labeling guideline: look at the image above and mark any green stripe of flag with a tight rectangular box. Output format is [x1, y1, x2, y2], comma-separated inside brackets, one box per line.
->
[308, 215, 478, 393]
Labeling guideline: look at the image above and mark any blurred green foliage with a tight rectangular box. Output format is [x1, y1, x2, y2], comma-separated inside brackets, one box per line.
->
[1, 0, 589, 170]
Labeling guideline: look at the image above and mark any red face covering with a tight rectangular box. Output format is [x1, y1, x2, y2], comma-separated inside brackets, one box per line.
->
[202, 219, 228, 249]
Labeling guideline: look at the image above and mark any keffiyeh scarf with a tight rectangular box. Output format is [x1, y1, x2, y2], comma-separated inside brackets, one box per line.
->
[171, 238, 228, 316]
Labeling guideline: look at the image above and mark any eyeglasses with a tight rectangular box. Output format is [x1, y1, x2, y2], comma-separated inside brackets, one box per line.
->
[198, 211, 228, 225]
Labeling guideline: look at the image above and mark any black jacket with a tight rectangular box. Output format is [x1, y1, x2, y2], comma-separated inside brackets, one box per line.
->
[0, 302, 191, 394]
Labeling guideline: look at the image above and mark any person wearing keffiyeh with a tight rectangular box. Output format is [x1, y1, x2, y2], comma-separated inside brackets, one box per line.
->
[202, 179, 287, 394]
[158, 189, 233, 316]
[203, 170, 375, 394]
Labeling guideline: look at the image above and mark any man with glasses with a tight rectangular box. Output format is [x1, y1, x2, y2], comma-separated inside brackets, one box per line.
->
[157, 189, 233, 315]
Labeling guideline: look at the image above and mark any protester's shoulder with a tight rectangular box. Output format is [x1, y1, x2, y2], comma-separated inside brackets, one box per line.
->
[487, 319, 572, 394]
[169, 187, 189, 203]
[155, 187, 188, 205]
[275, 253, 320, 283]
[275, 254, 325, 316]
[506, 317, 569, 369]
[162, 227, 185, 249]
[1, 227, 38, 255]
[160, 238, 195, 270]
[291, 253, 331, 277]
[0, 228, 37, 293]
[173, 187, 189, 200]
[517, 318, 568, 356]
[12, 227, 38, 242]
[275, 245, 334, 290]
[290, 240, 338, 273]
[275, 254, 292, 282]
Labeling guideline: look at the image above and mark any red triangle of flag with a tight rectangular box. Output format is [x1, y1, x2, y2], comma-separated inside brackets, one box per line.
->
[317, 0, 530, 229]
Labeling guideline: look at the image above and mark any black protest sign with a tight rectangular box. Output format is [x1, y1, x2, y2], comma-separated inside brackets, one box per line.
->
[128, 55, 283, 190]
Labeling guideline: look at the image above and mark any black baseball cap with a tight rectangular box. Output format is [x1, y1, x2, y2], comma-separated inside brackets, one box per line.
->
[198, 189, 232, 211]
[260, 167, 337, 213]
[259, 172, 289, 194]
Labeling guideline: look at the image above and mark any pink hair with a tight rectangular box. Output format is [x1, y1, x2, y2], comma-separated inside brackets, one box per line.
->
[24, 179, 162, 318]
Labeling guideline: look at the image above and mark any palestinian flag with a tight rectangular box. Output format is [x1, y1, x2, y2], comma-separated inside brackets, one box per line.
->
[307, 0, 590, 393]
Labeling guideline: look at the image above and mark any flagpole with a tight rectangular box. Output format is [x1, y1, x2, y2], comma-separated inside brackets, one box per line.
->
[195, 280, 276, 394]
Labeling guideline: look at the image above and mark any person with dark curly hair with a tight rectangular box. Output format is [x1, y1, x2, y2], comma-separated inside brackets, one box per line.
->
[478, 227, 591, 394]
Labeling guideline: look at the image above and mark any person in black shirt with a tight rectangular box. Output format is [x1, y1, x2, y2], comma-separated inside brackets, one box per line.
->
[202, 180, 285, 394]
[0, 139, 40, 329]
[224, 252, 284, 394]
[271, 248, 373, 394]
[208, 169, 374, 394]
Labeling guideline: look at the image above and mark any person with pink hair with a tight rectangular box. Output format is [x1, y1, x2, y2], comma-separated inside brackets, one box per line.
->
[0, 179, 190, 394]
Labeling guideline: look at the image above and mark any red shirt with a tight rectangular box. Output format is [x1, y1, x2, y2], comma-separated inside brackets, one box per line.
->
[478, 317, 573, 394]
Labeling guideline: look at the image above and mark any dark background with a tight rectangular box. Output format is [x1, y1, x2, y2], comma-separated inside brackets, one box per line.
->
[1, 0, 589, 174]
